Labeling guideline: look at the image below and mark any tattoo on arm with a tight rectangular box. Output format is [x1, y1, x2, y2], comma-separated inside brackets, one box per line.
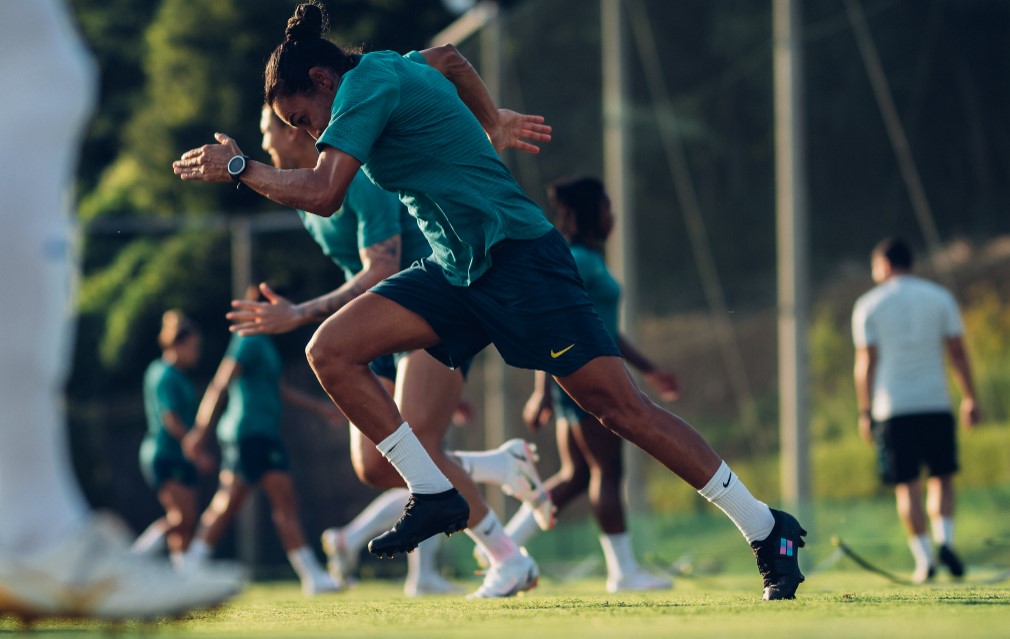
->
[303, 236, 401, 322]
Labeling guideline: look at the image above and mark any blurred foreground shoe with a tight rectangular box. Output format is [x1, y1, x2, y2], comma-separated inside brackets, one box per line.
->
[937, 544, 965, 578]
[466, 548, 538, 599]
[750, 509, 806, 600]
[0, 515, 244, 621]
[404, 573, 464, 597]
[606, 568, 673, 593]
[498, 439, 555, 531]
[321, 527, 358, 586]
[368, 489, 470, 558]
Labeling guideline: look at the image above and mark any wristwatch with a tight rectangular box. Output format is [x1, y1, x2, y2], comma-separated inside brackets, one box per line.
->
[227, 154, 250, 182]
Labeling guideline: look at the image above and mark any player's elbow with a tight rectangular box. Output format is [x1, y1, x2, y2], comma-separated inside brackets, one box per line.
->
[305, 191, 345, 218]
[426, 43, 468, 77]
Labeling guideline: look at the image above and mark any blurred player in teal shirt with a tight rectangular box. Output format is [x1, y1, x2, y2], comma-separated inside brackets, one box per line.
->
[182, 286, 343, 595]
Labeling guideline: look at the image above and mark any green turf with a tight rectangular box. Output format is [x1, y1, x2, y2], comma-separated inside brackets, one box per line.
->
[6, 485, 1010, 637]
[4, 576, 1010, 639]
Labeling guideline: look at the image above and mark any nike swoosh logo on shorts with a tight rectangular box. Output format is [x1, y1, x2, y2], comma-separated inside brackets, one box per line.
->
[550, 344, 575, 359]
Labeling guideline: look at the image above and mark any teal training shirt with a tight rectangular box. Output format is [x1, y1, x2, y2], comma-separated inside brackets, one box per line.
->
[297, 169, 430, 280]
[217, 334, 283, 442]
[316, 50, 553, 286]
[570, 243, 621, 339]
[141, 359, 196, 463]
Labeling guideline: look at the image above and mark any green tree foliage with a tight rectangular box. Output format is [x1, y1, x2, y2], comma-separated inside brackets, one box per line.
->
[70, 0, 454, 385]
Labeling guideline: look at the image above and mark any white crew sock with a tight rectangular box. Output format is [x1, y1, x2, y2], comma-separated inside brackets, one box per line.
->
[697, 461, 775, 543]
[288, 546, 329, 584]
[503, 503, 542, 547]
[909, 534, 933, 571]
[131, 522, 168, 555]
[376, 423, 452, 494]
[454, 448, 511, 485]
[0, 0, 94, 554]
[407, 535, 442, 584]
[341, 488, 410, 554]
[599, 532, 639, 580]
[466, 511, 520, 566]
[932, 517, 954, 547]
[185, 538, 212, 566]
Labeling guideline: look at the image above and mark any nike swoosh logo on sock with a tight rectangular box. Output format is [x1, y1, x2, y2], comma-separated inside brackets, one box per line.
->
[722, 473, 733, 488]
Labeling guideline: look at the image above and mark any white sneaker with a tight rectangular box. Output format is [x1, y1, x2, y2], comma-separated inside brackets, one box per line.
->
[302, 571, 342, 596]
[466, 548, 539, 599]
[606, 568, 673, 593]
[0, 515, 244, 621]
[498, 439, 555, 531]
[911, 564, 936, 585]
[321, 528, 358, 585]
[403, 574, 464, 597]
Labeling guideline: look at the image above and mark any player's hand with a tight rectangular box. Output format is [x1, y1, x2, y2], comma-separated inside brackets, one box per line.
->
[522, 390, 553, 432]
[173, 133, 243, 182]
[858, 414, 874, 445]
[489, 110, 552, 155]
[960, 397, 980, 430]
[227, 282, 304, 335]
[644, 369, 680, 401]
[182, 430, 213, 473]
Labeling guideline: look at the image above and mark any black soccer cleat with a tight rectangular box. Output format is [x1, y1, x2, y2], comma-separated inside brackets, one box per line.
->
[367, 489, 470, 559]
[751, 508, 807, 600]
[937, 544, 965, 578]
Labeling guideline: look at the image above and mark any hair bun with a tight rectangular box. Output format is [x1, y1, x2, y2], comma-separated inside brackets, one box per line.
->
[285, 2, 328, 43]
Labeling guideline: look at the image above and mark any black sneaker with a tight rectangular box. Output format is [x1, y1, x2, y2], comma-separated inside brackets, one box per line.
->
[750, 509, 807, 600]
[367, 489, 470, 558]
[938, 544, 965, 578]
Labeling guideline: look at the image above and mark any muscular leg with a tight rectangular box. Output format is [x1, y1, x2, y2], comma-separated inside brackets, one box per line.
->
[556, 356, 776, 546]
[306, 293, 439, 446]
[896, 480, 927, 537]
[556, 357, 720, 488]
[349, 378, 403, 489]
[926, 474, 954, 522]
[158, 482, 198, 555]
[570, 417, 625, 535]
[195, 471, 253, 548]
[545, 420, 590, 511]
[260, 471, 308, 551]
[395, 351, 487, 526]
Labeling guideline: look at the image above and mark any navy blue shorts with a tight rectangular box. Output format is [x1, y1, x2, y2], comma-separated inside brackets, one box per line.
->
[221, 436, 290, 484]
[368, 352, 472, 381]
[141, 456, 198, 491]
[371, 229, 620, 377]
[873, 412, 958, 485]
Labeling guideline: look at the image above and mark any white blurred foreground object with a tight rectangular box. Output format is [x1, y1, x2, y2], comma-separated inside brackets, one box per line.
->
[0, 0, 243, 620]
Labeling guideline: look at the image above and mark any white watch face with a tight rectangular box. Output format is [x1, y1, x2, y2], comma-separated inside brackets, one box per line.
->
[228, 155, 246, 177]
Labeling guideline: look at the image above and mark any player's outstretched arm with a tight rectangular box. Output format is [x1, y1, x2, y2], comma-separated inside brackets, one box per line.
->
[229, 237, 401, 336]
[173, 133, 360, 216]
[421, 44, 551, 154]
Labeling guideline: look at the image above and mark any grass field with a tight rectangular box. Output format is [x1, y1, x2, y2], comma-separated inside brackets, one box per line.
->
[4, 574, 1010, 639]
[5, 485, 1010, 638]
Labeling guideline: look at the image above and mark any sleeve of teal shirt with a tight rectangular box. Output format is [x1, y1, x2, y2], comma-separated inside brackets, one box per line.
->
[316, 56, 401, 164]
[156, 372, 183, 416]
[225, 335, 256, 369]
[345, 176, 404, 251]
[404, 50, 426, 65]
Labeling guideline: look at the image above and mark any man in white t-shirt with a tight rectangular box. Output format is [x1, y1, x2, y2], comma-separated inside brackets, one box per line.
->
[852, 237, 980, 583]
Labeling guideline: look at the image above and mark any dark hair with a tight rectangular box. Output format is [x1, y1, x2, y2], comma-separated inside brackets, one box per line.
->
[548, 176, 608, 247]
[264, 2, 359, 105]
[158, 310, 198, 350]
[872, 237, 914, 269]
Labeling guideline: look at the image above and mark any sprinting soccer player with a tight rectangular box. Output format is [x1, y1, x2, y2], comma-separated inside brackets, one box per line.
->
[180, 286, 343, 595]
[503, 176, 679, 593]
[135, 311, 210, 569]
[222, 106, 552, 597]
[852, 237, 979, 583]
[0, 1, 242, 619]
[173, 1, 806, 599]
